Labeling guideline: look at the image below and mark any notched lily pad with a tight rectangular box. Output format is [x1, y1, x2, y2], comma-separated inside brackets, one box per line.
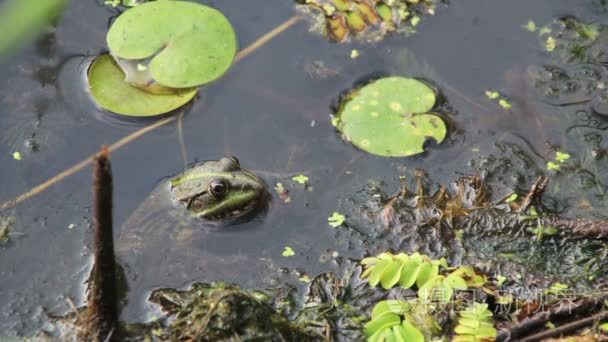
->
[106, 0, 238, 89]
[87, 55, 197, 117]
[333, 76, 447, 157]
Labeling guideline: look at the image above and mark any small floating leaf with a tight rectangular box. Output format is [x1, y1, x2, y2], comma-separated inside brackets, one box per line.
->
[498, 99, 512, 109]
[547, 161, 560, 171]
[12, 152, 22, 160]
[328, 211, 346, 227]
[524, 20, 537, 32]
[299, 275, 311, 283]
[106, 0, 237, 88]
[485, 90, 500, 99]
[334, 77, 446, 157]
[88, 55, 197, 117]
[291, 174, 309, 184]
[505, 193, 518, 203]
[555, 151, 570, 162]
[546, 36, 557, 51]
[282, 246, 295, 257]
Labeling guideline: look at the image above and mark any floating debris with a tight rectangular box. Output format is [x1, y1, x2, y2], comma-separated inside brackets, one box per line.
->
[295, 0, 441, 42]
[0, 215, 15, 244]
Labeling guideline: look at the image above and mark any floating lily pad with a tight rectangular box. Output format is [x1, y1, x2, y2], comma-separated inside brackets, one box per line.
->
[334, 77, 446, 157]
[88, 55, 197, 117]
[106, 0, 237, 89]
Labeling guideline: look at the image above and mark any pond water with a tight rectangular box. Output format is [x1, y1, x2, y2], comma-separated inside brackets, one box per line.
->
[1, 0, 608, 335]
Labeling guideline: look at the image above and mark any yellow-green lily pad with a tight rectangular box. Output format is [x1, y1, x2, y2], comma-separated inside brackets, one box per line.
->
[106, 0, 237, 89]
[87, 55, 197, 117]
[334, 77, 447, 157]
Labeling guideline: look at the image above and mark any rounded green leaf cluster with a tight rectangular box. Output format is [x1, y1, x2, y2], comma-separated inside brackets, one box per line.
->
[334, 76, 447, 157]
[88, 55, 197, 117]
[453, 303, 497, 342]
[364, 300, 425, 342]
[361, 252, 486, 303]
[106, 0, 237, 89]
[361, 252, 441, 290]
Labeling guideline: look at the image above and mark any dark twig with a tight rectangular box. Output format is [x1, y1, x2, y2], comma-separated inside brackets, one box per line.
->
[86, 146, 118, 341]
[518, 176, 549, 214]
[520, 310, 608, 342]
[497, 294, 608, 341]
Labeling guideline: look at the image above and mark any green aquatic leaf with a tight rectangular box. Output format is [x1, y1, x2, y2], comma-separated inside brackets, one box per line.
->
[371, 300, 412, 320]
[454, 303, 497, 342]
[524, 20, 537, 32]
[291, 174, 309, 184]
[505, 193, 518, 203]
[328, 211, 346, 227]
[380, 260, 405, 289]
[282, 246, 295, 257]
[555, 151, 570, 162]
[106, 0, 237, 88]
[396, 321, 424, 342]
[335, 77, 446, 157]
[364, 310, 400, 337]
[0, 0, 68, 60]
[88, 55, 197, 116]
[366, 301, 428, 342]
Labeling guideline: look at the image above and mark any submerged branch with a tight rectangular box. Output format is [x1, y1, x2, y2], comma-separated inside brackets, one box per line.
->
[521, 310, 608, 342]
[497, 294, 608, 341]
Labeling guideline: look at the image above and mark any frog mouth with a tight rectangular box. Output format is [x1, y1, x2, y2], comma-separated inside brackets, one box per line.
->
[202, 198, 262, 222]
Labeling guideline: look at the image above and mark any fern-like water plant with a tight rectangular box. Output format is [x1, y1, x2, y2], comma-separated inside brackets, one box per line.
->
[361, 252, 486, 303]
[364, 300, 425, 342]
[361, 252, 443, 289]
[453, 303, 497, 342]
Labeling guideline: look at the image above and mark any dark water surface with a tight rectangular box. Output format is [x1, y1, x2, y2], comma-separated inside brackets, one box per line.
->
[1, 0, 607, 335]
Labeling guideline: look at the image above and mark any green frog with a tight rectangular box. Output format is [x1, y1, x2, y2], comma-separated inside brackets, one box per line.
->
[115, 157, 267, 283]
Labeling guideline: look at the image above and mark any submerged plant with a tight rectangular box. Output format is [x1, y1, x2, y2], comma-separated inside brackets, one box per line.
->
[88, 0, 238, 117]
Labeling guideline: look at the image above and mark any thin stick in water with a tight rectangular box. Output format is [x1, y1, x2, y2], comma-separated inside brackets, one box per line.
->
[86, 145, 118, 340]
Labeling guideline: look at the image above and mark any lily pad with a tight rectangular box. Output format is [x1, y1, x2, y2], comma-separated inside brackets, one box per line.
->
[88, 55, 197, 117]
[106, 0, 237, 89]
[334, 77, 446, 157]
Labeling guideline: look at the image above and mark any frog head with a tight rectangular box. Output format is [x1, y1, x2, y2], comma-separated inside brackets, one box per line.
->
[169, 157, 266, 224]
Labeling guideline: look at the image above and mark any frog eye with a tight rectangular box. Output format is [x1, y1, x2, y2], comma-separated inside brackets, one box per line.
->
[208, 179, 229, 198]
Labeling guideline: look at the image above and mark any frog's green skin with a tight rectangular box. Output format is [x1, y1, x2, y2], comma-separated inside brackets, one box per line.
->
[342, 176, 608, 289]
[116, 157, 266, 255]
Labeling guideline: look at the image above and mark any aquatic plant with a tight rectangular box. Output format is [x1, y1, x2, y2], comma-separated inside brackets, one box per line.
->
[453, 303, 497, 342]
[333, 76, 447, 157]
[88, 0, 238, 116]
[296, 0, 440, 42]
[361, 252, 486, 302]
[364, 300, 426, 342]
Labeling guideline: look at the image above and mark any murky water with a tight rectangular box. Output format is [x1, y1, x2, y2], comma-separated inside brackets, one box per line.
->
[1, 0, 608, 335]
